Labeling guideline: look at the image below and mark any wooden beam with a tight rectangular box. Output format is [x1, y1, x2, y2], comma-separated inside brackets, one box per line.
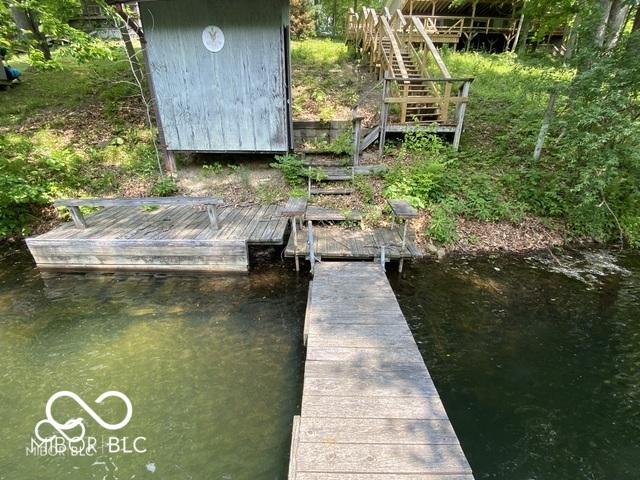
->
[453, 80, 471, 150]
[411, 16, 451, 78]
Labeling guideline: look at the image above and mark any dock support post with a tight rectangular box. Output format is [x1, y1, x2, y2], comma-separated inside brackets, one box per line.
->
[206, 205, 220, 229]
[399, 221, 408, 273]
[307, 220, 316, 273]
[292, 216, 300, 272]
[453, 80, 471, 151]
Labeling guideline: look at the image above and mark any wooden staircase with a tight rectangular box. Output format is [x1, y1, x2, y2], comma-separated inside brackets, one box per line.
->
[381, 37, 442, 123]
[347, 6, 474, 159]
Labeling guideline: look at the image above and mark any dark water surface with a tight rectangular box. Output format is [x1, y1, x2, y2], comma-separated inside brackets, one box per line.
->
[0, 247, 307, 480]
[392, 250, 640, 480]
[1, 245, 639, 480]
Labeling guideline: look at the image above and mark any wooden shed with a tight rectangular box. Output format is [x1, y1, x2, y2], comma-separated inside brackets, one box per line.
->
[114, 0, 293, 167]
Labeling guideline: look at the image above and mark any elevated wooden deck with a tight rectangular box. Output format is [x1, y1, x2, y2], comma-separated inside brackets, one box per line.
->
[289, 262, 474, 479]
[27, 204, 288, 272]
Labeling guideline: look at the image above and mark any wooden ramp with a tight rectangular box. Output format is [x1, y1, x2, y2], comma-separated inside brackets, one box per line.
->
[27, 204, 288, 273]
[289, 262, 474, 479]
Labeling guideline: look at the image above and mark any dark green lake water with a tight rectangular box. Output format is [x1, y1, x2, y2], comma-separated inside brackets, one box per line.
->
[0, 246, 307, 480]
[392, 250, 640, 480]
[1, 245, 638, 479]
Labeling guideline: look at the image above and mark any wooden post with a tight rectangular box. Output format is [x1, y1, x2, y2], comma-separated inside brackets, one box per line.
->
[512, 14, 525, 52]
[453, 81, 471, 151]
[466, 1, 478, 51]
[68, 206, 87, 229]
[440, 81, 452, 123]
[307, 220, 316, 273]
[206, 205, 220, 229]
[533, 91, 558, 161]
[292, 216, 299, 272]
[379, 76, 390, 157]
[400, 82, 409, 123]
[352, 116, 362, 166]
[399, 220, 408, 272]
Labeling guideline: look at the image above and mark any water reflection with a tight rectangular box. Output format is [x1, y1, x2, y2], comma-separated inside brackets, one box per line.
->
[0, 247, 306, 480]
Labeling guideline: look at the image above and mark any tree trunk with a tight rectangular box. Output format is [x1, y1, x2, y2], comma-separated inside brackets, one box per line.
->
[604, 0, 630, 50]
[9, 4, 51, 60]
[593, 0, 612, 48]
[332, 0, 338, 38]
[563, 13, 580, 61]
[118, 22, 143, 83]
[633, 7, 640, 33]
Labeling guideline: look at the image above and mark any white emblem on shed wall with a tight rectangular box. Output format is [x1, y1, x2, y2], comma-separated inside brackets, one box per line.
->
[202, 26, 224, 52]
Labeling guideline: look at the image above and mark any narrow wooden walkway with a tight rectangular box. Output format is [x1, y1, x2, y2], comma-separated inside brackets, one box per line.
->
[289, 262, 474, 479]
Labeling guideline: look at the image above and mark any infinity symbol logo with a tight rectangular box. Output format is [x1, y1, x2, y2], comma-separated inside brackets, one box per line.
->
[34, 391, 133, 443]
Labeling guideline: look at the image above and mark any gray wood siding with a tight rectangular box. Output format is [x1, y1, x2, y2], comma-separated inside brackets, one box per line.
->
[140, 0, 289, 152]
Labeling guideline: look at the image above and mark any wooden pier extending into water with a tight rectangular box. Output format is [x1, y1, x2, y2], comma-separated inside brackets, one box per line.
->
[289, 262, 474, 479]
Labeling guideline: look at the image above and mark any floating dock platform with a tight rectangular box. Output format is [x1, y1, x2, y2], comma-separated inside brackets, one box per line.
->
[289, 262, 473, 479]
[26, 204, 288, 273]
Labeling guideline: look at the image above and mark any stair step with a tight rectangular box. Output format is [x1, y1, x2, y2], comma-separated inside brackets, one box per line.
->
[317, 166, 353, 181]
[310, 188, 355, 195]
[305, 206, 362, 222]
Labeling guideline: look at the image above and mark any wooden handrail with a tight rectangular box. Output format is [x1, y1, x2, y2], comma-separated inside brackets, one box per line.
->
[412, 16, 451, 78]
[380, 16, 409, 80]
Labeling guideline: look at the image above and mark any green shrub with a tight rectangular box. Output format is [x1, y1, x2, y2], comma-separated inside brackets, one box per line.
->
[353, 175, 374, 204]
[270, 154, 324, 186]
[150, 176, 178, 197]
[427, 204, 458, 245]
[0, 134, 82, 236]
[384, 159, 448, 209]
[201, 162, 223, 177]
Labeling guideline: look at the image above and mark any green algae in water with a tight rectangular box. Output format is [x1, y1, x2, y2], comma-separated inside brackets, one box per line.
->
[0, 247, 306, 480]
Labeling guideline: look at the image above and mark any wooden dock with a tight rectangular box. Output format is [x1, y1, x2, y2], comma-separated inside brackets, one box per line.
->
[27, 204, 288, 272]
[289, 262, 473, 479]
[284, 225, 423, 261]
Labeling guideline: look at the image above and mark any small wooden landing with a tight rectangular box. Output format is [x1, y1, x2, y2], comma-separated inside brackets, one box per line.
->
[284, 226, 422, 261]
[289, 262, 474, 479]
[27, 204, 288, 272]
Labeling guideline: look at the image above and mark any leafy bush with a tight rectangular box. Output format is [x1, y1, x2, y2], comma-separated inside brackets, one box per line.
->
[353, 175, 374, 204]
[201, 162, 223, 176]
[427, 203, 458, 245]
[150, 176, 178, 197]
[270, 154, 324, 186]
[0, 134, 82, 236]
[384, 159, 448, 209]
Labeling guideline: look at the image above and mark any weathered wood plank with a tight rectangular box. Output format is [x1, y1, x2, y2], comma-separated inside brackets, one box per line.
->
[296, 473, 474, 480]
[298, 418, 459, 445]
[388, 199, 419, 218]
[296, 443, 472, 474]
[301, 394, 449, 419]
[54, 196, 224, 208]
[283, 197, 308, 217]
